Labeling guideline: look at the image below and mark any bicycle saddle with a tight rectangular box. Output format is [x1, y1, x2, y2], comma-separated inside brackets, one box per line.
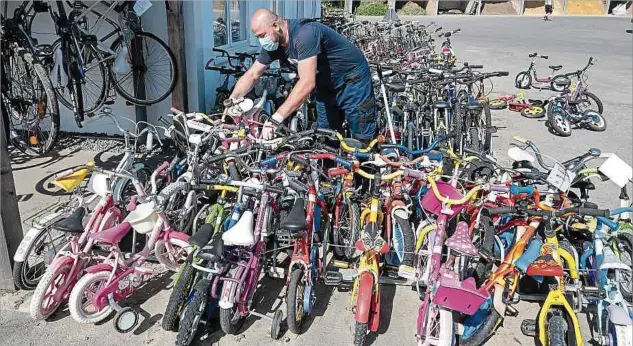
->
[222, 210, 255, 246]
[526, 244, 563, 277]
[600, 247, 632, 271]
[549, 65, 563, 71]
[433, 101, 451, 109]
[467, 102, 483, 111]
[570, 180, 596, 191]
[445, 221, 478, 256]
[198, 232, 224, 263]
[280, 198, 307, 237]
[189, 224, 214, 248]
[52, 207, 86, 233]
[90, 222, 132, 245]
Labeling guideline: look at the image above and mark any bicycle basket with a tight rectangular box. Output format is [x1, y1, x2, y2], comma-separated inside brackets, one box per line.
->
[52, 162, 94, 192]
[421, 181, 465, 217]
[125, 201, 159, 234]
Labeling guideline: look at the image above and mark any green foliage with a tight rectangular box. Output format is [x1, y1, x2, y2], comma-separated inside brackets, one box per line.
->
[355, 1, 388, 16]
[397, 2, 427, 15]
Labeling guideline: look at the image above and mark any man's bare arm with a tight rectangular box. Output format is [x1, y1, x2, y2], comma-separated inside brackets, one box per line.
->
[229, 61, 268, 100]
[274, 56, 317, 119]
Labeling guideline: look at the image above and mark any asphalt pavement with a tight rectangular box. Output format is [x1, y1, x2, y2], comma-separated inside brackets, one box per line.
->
[1, 16, 632, 346]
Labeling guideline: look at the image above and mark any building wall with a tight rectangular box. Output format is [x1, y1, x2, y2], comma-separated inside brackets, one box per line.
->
[6, 1, 171, 135]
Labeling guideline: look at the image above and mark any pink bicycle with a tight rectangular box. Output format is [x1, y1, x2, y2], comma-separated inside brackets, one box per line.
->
[67, 163, 191, 332]
[29, 163, 135, 320]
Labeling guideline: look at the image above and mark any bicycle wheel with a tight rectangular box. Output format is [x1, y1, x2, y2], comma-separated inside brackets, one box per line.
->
[580, 91, 604, 114]
[12, 227, 66, 290]
[110, 32, 177, 105]
[488, 99, 507, 110]
[547, 103, 572, 137]
[286, 268, 307, 334]
[2, 53, 60, 156]
[583, 110, 606, 132]
[515, 71, 532, 89]
[335, 199, 361, 260]
[176, 282, 209, 346]
[162, 261, 197, 331]
[51, 40, 108, 116]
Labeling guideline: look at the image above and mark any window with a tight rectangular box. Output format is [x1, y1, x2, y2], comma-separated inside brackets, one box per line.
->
[213, 0, 247, 47]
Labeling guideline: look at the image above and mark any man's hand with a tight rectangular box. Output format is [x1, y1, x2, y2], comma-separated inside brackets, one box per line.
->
[262, 113, 285, 140]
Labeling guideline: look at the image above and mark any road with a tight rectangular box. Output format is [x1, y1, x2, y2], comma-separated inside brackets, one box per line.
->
[1, 16, 632, 346]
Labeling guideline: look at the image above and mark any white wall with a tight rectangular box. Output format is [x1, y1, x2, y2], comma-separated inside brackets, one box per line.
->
[7, 1, 171, 135]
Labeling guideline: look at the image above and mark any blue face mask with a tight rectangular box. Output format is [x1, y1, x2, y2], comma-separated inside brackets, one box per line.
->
[259, 35, 279, 51]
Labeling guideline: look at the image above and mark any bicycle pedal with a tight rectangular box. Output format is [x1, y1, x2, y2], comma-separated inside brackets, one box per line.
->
[505, 305, 519, 317]
[520, 319, 537, 337]
[398, 265, 415, 280]
[324, 270, 343, 286]
[331, 260, 350, 269]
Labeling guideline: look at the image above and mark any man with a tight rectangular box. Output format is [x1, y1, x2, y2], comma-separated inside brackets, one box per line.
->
[544, 0, 553, 21]
[229, 9, 377, 141]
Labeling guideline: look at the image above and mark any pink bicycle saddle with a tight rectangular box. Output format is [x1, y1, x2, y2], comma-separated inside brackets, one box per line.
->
[445, 221, 478, 256]
[90, 222, 132, 245]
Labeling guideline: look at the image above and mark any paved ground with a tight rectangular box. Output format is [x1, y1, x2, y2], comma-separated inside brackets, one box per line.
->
[1, 16, 632, 346]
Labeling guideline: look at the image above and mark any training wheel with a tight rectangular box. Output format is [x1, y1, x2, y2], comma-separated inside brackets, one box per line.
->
[114, 307, 139, 333]
[270, 310, 283, 340]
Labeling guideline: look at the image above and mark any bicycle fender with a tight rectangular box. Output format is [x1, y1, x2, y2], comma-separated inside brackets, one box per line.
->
[369, 284, 380, 332]
[48, 255, 74, 275]
[13, 225, 49, 262]
[113, 162, 147, 203]
[515, 238, 542, 272]
[167, 231, 190, 244]
[354, 272, 374, 324]
[85, 263, 115, 274]
[608, 305, 633, 326]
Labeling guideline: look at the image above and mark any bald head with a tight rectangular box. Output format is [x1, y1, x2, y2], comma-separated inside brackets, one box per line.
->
[251, 9, 278, 34]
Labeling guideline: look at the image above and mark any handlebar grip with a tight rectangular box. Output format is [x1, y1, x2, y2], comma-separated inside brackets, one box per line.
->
[155, 161, 170, 173]
[54, 168, 76, 179]
[540, 55, 548, 59]
[265, 186, 284, 194]
[426, 152, 443, 161]
[597, 216, 619, 231]
[529, 53, 537, 58]
[510, 185, 534, 195]
[289, 154, 310, 167]
[198, 179, 221, 185]
[488, 207, 517, 215]
[318, 143, 338, 153]
[469, 65, 483, 69]
[354, 152, 372, 160]
[498, 71, 509, 76]
[577, 207, 610, 218]
[288, 178, 308, 193]
[403, 168, 425, 179]
[260, 157, 278, 167]
[316, 128, 338, 136]
[328, 167, 349, 178]
[335, 157, 353, 169]
[170, 107, 183, 114]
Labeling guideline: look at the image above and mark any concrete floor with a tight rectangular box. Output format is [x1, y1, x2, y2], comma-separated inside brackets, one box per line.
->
[1, 16, 632, 346]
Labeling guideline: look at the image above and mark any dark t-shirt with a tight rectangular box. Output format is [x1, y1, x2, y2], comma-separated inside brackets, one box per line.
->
[257, 19, 368, 89]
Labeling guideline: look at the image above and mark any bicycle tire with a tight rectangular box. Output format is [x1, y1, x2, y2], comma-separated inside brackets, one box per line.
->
[459, 308, 502, 346]
[547, 102, 572, 137]
[3, 53, 60, 156]
[515, 71, 532, 89]
[176, 282, 209, 346]
[162, 262, 197, 331]
[286, 268, 306, 334]
[615, 231, 633, 301]
[581, 91, 603, 114]
[12, 227, 65, 290]
[547, 314, 568, 346]
[482, 102, 492, 152]
[394, 215, 414, 267]
[110, 31, 177, 105]
[335, 200, 361, 260]
[582, 110, 606, 132]
[50, 40, 108, 115]
[354, 321, 368, 346]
